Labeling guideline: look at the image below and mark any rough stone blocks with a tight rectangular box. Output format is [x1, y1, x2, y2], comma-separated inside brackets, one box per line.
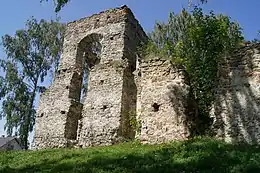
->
[210, 43, 260, 144]
[136, 58, 191, 144]
[33, 5, 147, 149]
[33, 5, 260, 149]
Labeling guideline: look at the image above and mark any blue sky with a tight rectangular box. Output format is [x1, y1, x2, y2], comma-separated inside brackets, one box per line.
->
[0, 0, 260, 138]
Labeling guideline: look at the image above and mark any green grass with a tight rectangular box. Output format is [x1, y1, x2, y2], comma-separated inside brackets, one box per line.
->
[1, 137, 260, 173]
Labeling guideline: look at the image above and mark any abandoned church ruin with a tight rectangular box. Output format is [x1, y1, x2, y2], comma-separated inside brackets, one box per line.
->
[33, 6, 260, 149]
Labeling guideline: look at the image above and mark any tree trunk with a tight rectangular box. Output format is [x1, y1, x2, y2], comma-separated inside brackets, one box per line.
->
[22, 82, 37, 150]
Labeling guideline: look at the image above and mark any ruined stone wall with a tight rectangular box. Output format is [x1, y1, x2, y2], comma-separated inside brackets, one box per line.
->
[34, 69, 83, 148]
[34, 6, 147, 149]
[77, 6, 147, 147]
[137, 44, 260, 145]
[137, 58, 191, 144]
[210, 43, 260, 144]
[34, 6, 260, 149]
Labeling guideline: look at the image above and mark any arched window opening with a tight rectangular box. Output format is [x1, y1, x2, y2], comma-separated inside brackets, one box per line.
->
[77, 34, 103, 103]
[65, 34, 103, 140]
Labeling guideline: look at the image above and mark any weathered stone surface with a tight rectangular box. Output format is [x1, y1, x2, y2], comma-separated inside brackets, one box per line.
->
[33, 70, 83, 148]
[136, 57, 191, 144]
[34, 6, 260, 149]
[33, 5, 147, 149]
[210, 43, 260, 144]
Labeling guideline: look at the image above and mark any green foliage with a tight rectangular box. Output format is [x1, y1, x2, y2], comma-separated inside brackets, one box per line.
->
[1, 138, 260, 172]
[252, 31, 260, 43]
[41, 0, 70, 12]
[122, 110, 141, 134]
[0, 17, 65, 149]
[129, 115, 141, 134]
[41, 0, 209, 12]
[142, 7, 243, 134]
[188, 0, 208, 7]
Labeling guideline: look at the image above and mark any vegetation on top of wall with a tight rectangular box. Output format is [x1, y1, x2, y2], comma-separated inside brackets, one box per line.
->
[140, 7, 244, 135]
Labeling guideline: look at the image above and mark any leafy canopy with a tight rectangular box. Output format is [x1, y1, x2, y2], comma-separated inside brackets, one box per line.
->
[0, 17, 65, 149]
[142, 7, 243, 134]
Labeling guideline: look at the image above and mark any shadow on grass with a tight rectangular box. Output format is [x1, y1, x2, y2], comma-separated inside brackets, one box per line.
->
[1, 138, 260, 173]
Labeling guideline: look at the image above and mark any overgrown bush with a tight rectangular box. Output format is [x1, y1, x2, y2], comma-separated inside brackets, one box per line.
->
[141, 7, 244, 134]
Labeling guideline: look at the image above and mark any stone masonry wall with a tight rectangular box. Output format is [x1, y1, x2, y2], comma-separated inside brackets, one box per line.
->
[34, 69, 83, 148]
[137, 58, 191, 144]
[34, 6, 260, 149]
[77, 6, 146, 147]
[34, 5, 147, 149]
[210, 43, 260, 144]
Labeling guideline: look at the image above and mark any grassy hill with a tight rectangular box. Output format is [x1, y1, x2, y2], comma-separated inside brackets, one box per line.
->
[1, 137, 260, 173]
